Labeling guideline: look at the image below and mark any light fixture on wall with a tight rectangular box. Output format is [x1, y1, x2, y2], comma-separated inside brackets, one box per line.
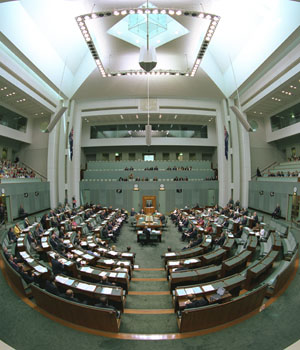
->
[270, 192, 275, 197]
[293, 186, 297, 196]
[133, 184, 139, 191]
[259, 190, 264, 195]
[159, 184, 165, 191]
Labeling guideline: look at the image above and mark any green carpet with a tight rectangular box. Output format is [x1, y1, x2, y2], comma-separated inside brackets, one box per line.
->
[1, 215, 300, 349]
[120, 314, 178, 334]
[125, 295, 173, 309]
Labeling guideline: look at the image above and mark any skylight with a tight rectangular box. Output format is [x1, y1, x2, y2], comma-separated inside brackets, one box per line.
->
[107, 2, 189, 48]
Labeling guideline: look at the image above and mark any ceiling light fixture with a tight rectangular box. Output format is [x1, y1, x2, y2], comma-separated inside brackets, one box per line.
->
[76, 7, 220, 78]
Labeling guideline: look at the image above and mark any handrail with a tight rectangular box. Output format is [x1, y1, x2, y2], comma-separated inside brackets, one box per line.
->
[20, 162, 47, 181]
[251, 161, 278, 179]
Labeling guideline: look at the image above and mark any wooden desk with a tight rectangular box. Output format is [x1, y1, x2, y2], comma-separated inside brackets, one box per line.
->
[78, 265, 129, 292]
[221, 250, 252, 277]
[178, 291, 232, 310]
[174, 273, 246, 311]
[31, 284, 121, 332]
[136, 215, 162, 229]
[178, 284, 267, 332]
[170, 264, 222, 291]
[145, 207, 155, 215]
[137, 229, 162, 243]
[55, 274, 125, 311]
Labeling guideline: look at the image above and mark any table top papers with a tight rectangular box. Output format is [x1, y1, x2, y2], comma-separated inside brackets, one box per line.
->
[55, 276, 74, 285]
[202, 284, 215, 292]
[80, 266, 94, 273]
[101, 287, 113, 295]
[77, 282, 96, 292]
[34, 265, 48, 273]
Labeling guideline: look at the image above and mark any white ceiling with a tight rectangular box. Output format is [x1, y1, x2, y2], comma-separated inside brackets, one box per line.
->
[0, 0, 299, 123]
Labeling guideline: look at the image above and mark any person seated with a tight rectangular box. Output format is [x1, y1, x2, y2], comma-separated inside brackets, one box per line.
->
[94, 296, 120, 317]
[63, 289, 80, 303]
[215, 232, 226, 247]
[114, 263, 128, 275]
[13, 223, 22, 238]
[8, 254, 21, 272]
[51, 254, 65, 275]
[204, 223, 213, 235]
[251, 212, 259, 226]
[235, 225, 243, 238]
[240, 215, 248, 226]
[7, 227, 17, 243]
[18, 265, 35, 284]
[271, 204, 281, 219]
[18, 204, 27, 219]
[23, 217, 30, 228]
[258, 225, 268, 241]
[184, 294, 208, 309]
[143, 227, 151, 244]
[101, 275, 115, 286]
[173, 260, 188, 272]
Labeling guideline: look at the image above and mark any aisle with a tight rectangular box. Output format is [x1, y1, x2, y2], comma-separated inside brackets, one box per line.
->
[117, 219, 183, 334]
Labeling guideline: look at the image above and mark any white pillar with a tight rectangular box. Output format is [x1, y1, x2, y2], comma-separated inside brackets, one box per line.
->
[47, 115, 59, 208]
[216, 99, 231, 207]
[228, 99, 241, 203]
[238, 117, 251, 208]
[68, 101, 81, 206]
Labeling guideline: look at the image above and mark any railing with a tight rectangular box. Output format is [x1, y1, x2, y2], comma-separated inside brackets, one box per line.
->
[20, 162, 47, 182]
[251, 161, 278, 180]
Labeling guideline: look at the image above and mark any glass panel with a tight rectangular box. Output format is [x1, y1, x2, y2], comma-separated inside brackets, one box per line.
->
[90, 124, 208, 139]
[270, 102, 300, 131]
[0, 105, 27, 132]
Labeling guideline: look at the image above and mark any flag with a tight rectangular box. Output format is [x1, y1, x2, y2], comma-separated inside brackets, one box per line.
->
[224, 126, 229, 160]
[69, 128, 73, 161]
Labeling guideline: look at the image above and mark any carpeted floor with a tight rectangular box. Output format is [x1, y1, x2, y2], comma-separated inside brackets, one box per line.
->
[0, 214, 300, 350]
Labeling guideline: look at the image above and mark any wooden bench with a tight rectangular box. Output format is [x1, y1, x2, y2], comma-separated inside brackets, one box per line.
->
[0, 251, 29, 297]
[169, 264, 222, 291]
[31, 283, 121, 332]
[282, 230, 298, 260]
[246, 250, 279, 289]
[177, 283, 267, 332]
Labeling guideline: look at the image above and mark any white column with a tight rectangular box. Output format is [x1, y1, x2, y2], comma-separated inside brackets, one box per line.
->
[216, 99, 231, 207]
[238, 118, 251, 208]
[68, 101, 82, 206]
[47, 116, 59, 208]
[228, 99, 241, 203]
[57, 111, 67, 205]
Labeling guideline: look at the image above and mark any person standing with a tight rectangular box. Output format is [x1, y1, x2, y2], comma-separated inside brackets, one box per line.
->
[72, 196, 77, 208]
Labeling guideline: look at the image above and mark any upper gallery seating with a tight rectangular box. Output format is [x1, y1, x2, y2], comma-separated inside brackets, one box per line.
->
[257, 160, 300, 182]
[0, 159, 41, 183]
[83, 160, 215, 182]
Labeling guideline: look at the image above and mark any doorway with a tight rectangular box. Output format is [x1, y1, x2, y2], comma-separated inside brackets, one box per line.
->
[0, 195, 12, 225]
[288, 194, 300, 222]
[207, 189, 216, 206]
